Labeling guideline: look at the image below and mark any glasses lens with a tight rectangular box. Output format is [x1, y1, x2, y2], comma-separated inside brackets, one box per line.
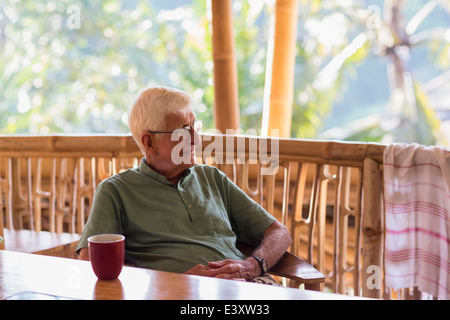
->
[171, 128, 189, 140]
[193, 120, 203, 133]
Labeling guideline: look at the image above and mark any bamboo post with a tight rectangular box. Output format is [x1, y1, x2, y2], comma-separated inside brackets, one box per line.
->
[210, 0, 240, 132]
[362, 158, 384, 298]
[262, 0, 299, 138]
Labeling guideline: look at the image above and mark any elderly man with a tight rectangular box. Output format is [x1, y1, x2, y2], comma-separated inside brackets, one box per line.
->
[76, 86, 291, 282]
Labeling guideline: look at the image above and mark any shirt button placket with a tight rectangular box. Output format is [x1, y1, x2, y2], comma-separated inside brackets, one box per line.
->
[179, 185, 203, 234]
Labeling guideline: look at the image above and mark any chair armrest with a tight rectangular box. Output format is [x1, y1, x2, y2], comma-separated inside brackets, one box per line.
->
[236, 241, 325, 287]
[268, 251, 325, 286]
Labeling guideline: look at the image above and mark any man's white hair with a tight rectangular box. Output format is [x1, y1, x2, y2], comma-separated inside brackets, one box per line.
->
[128, 86, 194, 154]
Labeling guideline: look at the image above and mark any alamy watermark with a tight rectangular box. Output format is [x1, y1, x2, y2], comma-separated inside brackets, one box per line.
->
[366, 264, 382, 290]
[170, 128, 280, 176]
[61, 3, 383, 32]
[66, 5, 81, 30]
[366, 5, 382, 30]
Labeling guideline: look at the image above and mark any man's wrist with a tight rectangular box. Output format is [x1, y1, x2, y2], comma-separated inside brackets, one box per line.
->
[246, 256, 261, 278]
[250, 255, 267, 277]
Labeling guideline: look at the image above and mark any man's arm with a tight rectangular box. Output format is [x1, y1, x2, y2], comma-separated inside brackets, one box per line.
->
[248, 220, 292, 271]
[185, 220, 291, 281]
[78, 248, 89, 261]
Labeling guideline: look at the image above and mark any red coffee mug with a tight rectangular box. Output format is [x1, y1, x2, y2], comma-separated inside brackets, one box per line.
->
[88, 234, 125, 280]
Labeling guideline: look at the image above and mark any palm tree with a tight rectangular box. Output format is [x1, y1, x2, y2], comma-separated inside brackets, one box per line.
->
[316, 0, 449, 145]
[381, 0, 449, 145]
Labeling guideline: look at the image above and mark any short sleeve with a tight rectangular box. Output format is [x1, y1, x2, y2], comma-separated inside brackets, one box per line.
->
[75, 179, 125, 254]
[218, 170, 276, 246]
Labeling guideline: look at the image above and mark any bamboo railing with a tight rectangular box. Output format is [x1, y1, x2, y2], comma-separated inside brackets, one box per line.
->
[0, 134, 386, 298]
[0, 135, 141, 234]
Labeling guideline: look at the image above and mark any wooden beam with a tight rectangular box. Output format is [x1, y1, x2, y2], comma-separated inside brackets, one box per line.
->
[211, 0, 240, 132]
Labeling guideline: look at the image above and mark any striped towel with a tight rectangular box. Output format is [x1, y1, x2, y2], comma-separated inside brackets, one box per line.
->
[384, 143, 450, 299]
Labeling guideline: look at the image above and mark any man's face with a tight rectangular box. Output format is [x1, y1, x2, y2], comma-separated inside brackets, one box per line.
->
[149, 111, 199, 179]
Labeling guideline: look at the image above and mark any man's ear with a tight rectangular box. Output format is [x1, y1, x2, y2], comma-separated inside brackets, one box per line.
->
[141, 132, 156, 154]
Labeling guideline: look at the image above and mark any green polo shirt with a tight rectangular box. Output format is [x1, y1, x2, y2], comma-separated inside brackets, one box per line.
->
[75, 159, 275, 273]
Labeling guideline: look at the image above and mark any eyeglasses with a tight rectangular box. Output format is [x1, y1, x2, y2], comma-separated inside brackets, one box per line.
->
[147, 120, 203, 139]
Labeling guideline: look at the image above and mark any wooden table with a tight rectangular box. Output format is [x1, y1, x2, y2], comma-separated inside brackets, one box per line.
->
[0, 250, 364, 301]
[3, 229, 80, 258]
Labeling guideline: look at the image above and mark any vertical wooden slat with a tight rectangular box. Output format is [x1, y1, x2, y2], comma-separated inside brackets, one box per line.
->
[33, 158, 41, 232]
[307, 165, 321, 265]
[0, 158, 5, 250]
[337, 167, 350, 294]
[264, 173, 275, 215]
[316, 165, 332, 273]
[0, 220, 4, 250]
[33, 158, 43, 232]
[70, 158, 79, 234]
[289, 162, 302, 255]
[77, 157, 96, 234]
[55, 158, 65, 233]
[240, 161, 260, 201]
[48, 158, 57, 233]
[210, 0, 240, 132]
[67, 158, 78, 234]
[362, 157, 384, 298]
[57, 158, 71, 234]
[335, 166, 363, 295]
[76, 158, 86, 234]
[25, 158, 33, 230]
[32, 158, 56, 233]
[9, 158, 33, 230]
[11, 158, 21, 229]
[280, 162, 291, 226]
[332, 166, 342, 293]
[353, 167, 363, 296]
[4, 158, 13, 230]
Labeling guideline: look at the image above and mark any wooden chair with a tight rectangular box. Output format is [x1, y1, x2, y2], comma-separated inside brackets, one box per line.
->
[237, 241, 325, 290]
[269, 251, 325, 290]
[0, 157, 80, 258]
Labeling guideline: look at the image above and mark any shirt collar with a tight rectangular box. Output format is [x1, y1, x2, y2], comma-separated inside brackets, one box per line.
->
[139, 157, 193, 185]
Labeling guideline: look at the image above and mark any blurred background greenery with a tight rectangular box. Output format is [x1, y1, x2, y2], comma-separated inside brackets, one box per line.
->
[0, 0, 449, 145]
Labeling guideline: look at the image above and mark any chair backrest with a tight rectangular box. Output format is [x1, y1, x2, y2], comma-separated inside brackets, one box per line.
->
[0, 134, 386, 297]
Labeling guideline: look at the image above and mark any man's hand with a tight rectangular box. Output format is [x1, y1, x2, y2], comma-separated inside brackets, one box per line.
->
[183, 257, 259, 281]
[183, 221, 291, 282]
[207, 258, 260, 281]
[183, 264, 218, 277]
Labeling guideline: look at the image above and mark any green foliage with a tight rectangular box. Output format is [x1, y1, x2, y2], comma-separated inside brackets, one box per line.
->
[232, 1, 269, 131]
[291, 0, 372, 139]
[0, 0, 215, 134]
